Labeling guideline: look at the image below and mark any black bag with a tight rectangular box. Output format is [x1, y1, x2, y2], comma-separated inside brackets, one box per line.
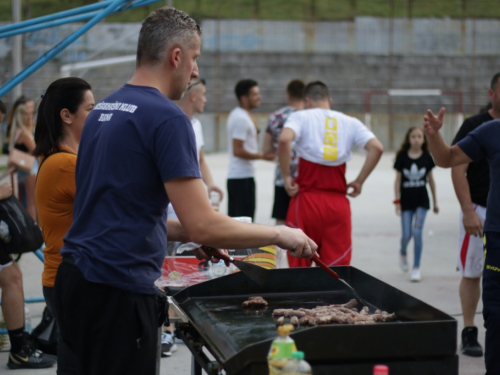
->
[0, 196, 43, 254]
[30, 306, 58, 356]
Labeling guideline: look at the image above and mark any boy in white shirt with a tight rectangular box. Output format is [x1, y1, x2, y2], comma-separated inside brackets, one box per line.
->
[278, 81, 384, 267]
[227, 79, 273, 221]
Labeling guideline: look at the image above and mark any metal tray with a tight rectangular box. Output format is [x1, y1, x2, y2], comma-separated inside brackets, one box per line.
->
[173, 266, 457, 375]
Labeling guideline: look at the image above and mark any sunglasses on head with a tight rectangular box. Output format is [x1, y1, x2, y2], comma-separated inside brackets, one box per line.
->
[187, 78, 206, 91]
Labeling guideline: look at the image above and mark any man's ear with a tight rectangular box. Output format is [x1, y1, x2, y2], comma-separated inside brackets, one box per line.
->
[60, 108, 71, 125]
[305, 97, 312, 108]
[329, 97, 333, 106]
[189, 91, 197, 102]
[488, 88, 494, 101]
[169, 46, 182, 68]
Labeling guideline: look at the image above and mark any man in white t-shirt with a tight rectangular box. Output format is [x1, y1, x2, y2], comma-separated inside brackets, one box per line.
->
[167, 78, 224, 221]
[278, 81, 384, 267]
[227, 79, 273, 221]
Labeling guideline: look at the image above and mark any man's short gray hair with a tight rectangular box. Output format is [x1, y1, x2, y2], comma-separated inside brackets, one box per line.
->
[136, 7, 201, 67]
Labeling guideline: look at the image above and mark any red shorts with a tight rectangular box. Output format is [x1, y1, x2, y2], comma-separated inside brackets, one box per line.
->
[285, 158, 352, 267]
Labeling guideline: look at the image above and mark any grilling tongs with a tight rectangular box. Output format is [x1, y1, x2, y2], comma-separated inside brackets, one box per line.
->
[312, 254, 371, 309]
[203, 247, 269, 285]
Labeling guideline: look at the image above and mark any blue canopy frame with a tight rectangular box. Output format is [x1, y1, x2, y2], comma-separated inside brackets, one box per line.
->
[0, 0, 163, 98]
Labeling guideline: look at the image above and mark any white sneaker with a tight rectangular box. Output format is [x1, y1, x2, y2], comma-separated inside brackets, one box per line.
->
[410, 268, 421, 282]
[161, 332, 178, 357]
[399, 254, 409, 272]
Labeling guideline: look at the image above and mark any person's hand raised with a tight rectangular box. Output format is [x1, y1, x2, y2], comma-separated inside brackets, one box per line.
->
[423, 107, 445, 136]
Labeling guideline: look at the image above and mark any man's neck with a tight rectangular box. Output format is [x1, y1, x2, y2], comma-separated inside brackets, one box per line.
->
[489, 108, 500, 119]
[309, 100, 331, 110]
[288, 100, 304, 111]
[177, 103, 195, 119]
[239, 103, 253, 113]
[128, 66, 173, 98]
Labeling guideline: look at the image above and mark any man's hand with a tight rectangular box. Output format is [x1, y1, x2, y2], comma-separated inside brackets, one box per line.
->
[207, 184, 224, 201]
[275, 226, 317, 259]
[0, 183, 13, 200]
[262, 152, 275, 161]
[424, 107, 446, 136]
[463, 209, 483, 237]
[433, 205, 439, 214]
[346, 181, 362, 197]
[284, 176, 299, 197]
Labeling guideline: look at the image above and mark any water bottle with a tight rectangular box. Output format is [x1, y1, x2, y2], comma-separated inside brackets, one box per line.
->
[210, 259, 227, 278]
[24, 304, 32, 333]
[209, 191, 221, 211]
[267, 324, 297, 375]
[373, 364, 389, 375]
[281, 351, 312, 374]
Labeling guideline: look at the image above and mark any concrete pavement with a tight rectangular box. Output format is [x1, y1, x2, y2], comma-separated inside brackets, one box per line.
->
[0, 151, 486, 374]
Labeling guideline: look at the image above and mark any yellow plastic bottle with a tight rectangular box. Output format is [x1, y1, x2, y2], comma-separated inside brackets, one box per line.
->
[267, 324, 297, 375]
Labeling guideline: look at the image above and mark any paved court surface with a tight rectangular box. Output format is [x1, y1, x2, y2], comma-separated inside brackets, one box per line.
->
[0, 152, 486, 374]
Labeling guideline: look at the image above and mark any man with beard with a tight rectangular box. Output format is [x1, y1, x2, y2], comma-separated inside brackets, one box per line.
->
[227, 79, 274, 221]
[55, 9, 316, 375]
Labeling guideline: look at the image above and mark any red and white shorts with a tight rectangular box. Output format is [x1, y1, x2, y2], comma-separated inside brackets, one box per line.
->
[457, 205, 486, 278]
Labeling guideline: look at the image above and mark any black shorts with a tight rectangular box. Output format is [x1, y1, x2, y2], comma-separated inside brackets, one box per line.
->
[227, 178, 256, 221]
[272, 186, 291, 220]
[54, 258, 158, 375]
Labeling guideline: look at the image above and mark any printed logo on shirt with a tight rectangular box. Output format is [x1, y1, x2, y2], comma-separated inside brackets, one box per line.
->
[94, 101, 138, 113]
[98, 113, 113, 122]
[323, 117, 338, 161]
[402, 163, 426, 188]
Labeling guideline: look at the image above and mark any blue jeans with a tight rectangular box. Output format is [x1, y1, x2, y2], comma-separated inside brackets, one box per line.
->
[400, 207, 428, 269]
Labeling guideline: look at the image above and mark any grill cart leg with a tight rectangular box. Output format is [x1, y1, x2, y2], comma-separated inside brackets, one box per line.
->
[191, 354, 202, 375]
[156, 326, 162, 375]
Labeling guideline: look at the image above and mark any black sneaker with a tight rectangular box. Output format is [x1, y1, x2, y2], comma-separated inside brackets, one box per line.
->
[8, 342, 56, 369]
[461, 326, 483, 357]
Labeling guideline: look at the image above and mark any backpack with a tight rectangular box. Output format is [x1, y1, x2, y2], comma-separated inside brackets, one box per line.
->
[30, 306, 58, 356]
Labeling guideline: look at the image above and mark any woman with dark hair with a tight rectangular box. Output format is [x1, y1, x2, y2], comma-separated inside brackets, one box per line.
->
[394, 126, 438, 282]
[34, 77, 94, 374]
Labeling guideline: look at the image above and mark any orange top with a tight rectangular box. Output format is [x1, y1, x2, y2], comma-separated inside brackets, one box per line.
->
[35, 147, 76, 287]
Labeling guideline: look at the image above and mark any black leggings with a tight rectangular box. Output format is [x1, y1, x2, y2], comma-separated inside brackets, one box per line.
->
[54, 259, 158, 375]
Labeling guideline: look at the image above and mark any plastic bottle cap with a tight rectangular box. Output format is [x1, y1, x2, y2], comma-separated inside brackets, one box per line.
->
[291, 351, 304, 359]
[277, 324, 295, 336]
[373, 364, 389, 374]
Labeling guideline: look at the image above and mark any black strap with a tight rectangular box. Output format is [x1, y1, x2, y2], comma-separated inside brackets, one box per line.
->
[36, 149, 76, 182]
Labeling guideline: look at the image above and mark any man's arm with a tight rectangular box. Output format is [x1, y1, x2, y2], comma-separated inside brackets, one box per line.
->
[198, 148, 224, 200]
[166, 219, 190, 242]
[233, 139, 266, 160]
[278, 128, 299, 197]
[165, 177, 317, 257]
[346, 138, 384, 197]
[424, 108, 473, 167]
[262, 132, 276, 160]
[452, 164, 483, 237]
[427, 170, 439, 213]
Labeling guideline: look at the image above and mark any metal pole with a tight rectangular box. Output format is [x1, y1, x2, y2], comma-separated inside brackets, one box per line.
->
[11, 0, 22, 101]
[0, 0, 161, 38]
[0, 0, 129, 98]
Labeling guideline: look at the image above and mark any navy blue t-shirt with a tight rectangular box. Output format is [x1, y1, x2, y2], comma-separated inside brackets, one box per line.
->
[61, 84, 201, 294]
[457, 119, 500, 234]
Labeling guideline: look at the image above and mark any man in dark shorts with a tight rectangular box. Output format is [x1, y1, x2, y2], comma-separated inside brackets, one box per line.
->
[263, 79, 305, 225]
[226, 79, 273, 221]
[54, 8, 317, 375]
[0, 180, 55, 370]
[425, 106, 500, 375]
[451, 73, 500, 357]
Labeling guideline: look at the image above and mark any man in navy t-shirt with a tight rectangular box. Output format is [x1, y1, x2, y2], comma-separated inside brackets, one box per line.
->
[54, 8, 317, 375]
[424, 108, 500, 375]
